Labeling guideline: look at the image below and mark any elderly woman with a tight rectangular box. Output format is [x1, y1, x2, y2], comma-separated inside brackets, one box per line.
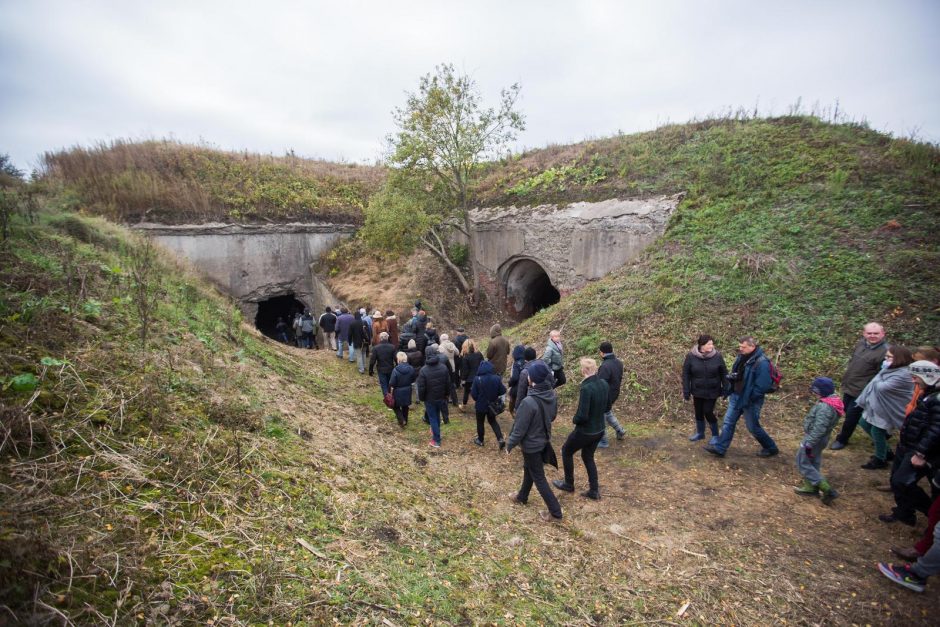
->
[388, 352, 416, 428]
[682, 334, 729, 441]
[857, 345, 915, 469]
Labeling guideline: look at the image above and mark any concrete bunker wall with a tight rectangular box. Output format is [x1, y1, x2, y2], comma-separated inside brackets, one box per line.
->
[470, 195, 681, 317]
[135, 222, 353, 322]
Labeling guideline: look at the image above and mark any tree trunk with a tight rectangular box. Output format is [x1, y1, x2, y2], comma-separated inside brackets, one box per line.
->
[421, 233, 472, 295]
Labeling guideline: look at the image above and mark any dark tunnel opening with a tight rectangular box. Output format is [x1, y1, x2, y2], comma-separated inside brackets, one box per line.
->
[255, 293, 308, 343]
[504, 259, 561, 319]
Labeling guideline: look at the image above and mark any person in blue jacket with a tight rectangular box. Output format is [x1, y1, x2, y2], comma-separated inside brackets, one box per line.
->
[704, 336, 779, 458]
[470, 360, 508, 449]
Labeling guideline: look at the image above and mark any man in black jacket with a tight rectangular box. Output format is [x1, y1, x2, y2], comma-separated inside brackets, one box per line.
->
[369, 332, 399, 397]
[596, 342, 626, 448]
[318, 306, 337, 351]
[417, 346, 453, 448]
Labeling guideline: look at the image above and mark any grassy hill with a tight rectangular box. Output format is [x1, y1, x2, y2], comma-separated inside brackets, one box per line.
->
[3, 118, 940, 623]
[40, 140, 385, 224]
[481, 117, 939, 403]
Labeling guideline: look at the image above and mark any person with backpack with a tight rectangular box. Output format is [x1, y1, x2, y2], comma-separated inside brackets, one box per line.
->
[704, 336, 780, 458]
[319, 306, 337, 351]
[505, 361, 563, 523]
[470, 361, 508, 449]
[300, 310, 317, 349]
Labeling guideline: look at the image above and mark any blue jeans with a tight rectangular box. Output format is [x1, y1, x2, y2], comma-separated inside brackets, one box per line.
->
[378, 372, 391, 396]
[712, 394, 777, 454]
[355, 347, 366, 371]
[337, 339, 349, 358]
[425, 399, 445, 444]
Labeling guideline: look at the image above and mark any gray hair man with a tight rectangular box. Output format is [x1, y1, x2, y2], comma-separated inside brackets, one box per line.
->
[830, 322, 887, 450]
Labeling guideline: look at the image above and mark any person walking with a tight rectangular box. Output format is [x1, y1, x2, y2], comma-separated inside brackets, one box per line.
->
[389, 352, 416, 428]
[704, 336, 779, 458]
[369, 332, 398, 396]
[515, 348, 546, 405]
[384, 310, 399, 349]
[335, 307, 354, 360]
[319, 306, 337, 351]
[831, 322, 889, 450]
[300, 310, 317, 349]
[879, 361, 940, 525]
[879, 515, 940, 592]
[486, 324, 511, 377]
[459, 339, 483, 410]
[552, 358, 608, 500]
[349, 311, 368, 373]
[682, 334, 728, 442]
[417, 345, 452, 448]
[793, 377, 844, 505]
[596, 341, 626, 448]
[505, 361, 563, 522]
[507, 345, 527, 415]
[856, 345, 915, 469]
[275, 316, 289, 344]
[470, 361, 507, 449]
[543, 330, 566, 387]
[371, 311, 387, 346]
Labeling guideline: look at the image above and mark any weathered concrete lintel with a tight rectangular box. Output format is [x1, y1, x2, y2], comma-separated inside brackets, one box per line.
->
[132, 221, 359, 236]
[469, 193, 684, 226]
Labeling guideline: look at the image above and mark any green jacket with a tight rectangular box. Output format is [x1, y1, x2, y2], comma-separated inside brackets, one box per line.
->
[803, 400, 841, 447]
[572, 375, 608, 435]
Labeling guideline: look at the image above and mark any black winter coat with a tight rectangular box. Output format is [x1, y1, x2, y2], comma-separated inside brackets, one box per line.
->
[389, 363, 415, 407]
[899, 388, 940, 464]
[682, 350, 728, 400]
[460, 351, 483, 382]
[597, 353, 624, 412]
[406, 349, 424, 370]
[318, 312, 337, 333]
[417, 353, 452, 403]
[349, 317, 367, 348]
[369, 342, 398, 375]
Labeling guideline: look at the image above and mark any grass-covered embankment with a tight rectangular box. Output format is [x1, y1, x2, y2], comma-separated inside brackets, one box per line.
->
[40, 140, 385, 224]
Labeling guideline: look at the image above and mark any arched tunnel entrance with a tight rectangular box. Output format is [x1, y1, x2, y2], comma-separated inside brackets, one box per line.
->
[255, 293, 308, 342]
[503, 259, 561, 319]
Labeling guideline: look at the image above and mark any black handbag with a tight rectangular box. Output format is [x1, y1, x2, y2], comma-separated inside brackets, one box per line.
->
[535, 402, 558, 468]
[488, 395, 506, 417]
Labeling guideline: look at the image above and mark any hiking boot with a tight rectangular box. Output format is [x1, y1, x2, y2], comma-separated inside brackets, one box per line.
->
[862, 457, 888, 470]
[428, 440, 441, 449]
[581, 490, 600, 500]
[879, 512, 916, 526]
[616, 430, 625, 441]
[756, 448, 779, 458]
[878, 562, 926, 593]
[507, 492, 526, 506]
[820, 487, 839, 506]
[538, 510, 562, 523]
[472, 438, 484, 447]
[891, 546, 921, 561]
[498, 439, 506, 451]
[688, 432, 705, 442]
[829, 440, 846, 451]
[552, 479, 575, 493]
[794, 480, 819, 496]
[597, 439, 610, 449]
[703, 444, 725, 457]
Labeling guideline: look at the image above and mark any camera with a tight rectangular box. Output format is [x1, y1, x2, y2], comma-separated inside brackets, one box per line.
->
[726, 372, 740, 382]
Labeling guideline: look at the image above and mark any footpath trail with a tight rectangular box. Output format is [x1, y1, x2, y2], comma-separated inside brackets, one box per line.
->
[264, 344, 938, 624]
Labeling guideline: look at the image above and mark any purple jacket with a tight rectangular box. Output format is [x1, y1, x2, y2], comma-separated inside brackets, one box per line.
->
[335, 313, 355, 341]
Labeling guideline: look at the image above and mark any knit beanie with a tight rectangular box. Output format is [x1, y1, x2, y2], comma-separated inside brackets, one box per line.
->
[810, 377, 835, 397]
[910, 360, 940, 386]
[527, 361, 550, 384]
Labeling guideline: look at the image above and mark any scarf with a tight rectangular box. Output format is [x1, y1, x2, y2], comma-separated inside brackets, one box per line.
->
[690, 345, 717, 359]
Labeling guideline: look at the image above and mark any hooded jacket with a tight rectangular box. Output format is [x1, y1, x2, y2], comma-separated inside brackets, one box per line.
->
[516, 359, 554, 403]
[731, 347, 773, 408]
[438, 339, 458, 371]
[508, 345, 527, 391]
[417, 347, 452, 403]
[506, 381, 557, 454]
[470, 361, 507, 414]
[899, 388, 940, 463]
[485, 324, 511, 376]
[389, 363, 416, 407]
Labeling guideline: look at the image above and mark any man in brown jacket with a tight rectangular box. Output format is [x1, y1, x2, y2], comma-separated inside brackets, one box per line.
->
[486, 324, 511, 377]
[831, 322, 888, 450]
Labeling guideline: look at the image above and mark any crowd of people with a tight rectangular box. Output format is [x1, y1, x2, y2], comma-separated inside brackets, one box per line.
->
[280, 307, 940, 594]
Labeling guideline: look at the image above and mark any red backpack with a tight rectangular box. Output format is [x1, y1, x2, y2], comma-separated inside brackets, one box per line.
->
[762, 356, 783, 393]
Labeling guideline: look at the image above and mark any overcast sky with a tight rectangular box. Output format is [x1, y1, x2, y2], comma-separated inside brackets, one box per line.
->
[1, 1, 938, 173]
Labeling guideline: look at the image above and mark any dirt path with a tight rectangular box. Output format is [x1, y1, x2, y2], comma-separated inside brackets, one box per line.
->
[263, 344, 939, 624]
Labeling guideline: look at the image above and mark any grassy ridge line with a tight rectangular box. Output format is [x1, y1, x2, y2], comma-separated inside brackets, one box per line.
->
[40, 139, 385, 225]
[504, 117, 939, 417]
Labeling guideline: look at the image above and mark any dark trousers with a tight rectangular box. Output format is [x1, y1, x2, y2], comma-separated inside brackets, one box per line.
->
[462, 382, 472, 405]
[518, 451, 562, 518]
[475, 411, 504, 443]
[693, 397, 718, 424]
[891, 446, 933, 520]
[916, 493, 940, 555]
[394, 404, 410, 425]
[834, 393, 862, 445]
[561, 429, 603, 493]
